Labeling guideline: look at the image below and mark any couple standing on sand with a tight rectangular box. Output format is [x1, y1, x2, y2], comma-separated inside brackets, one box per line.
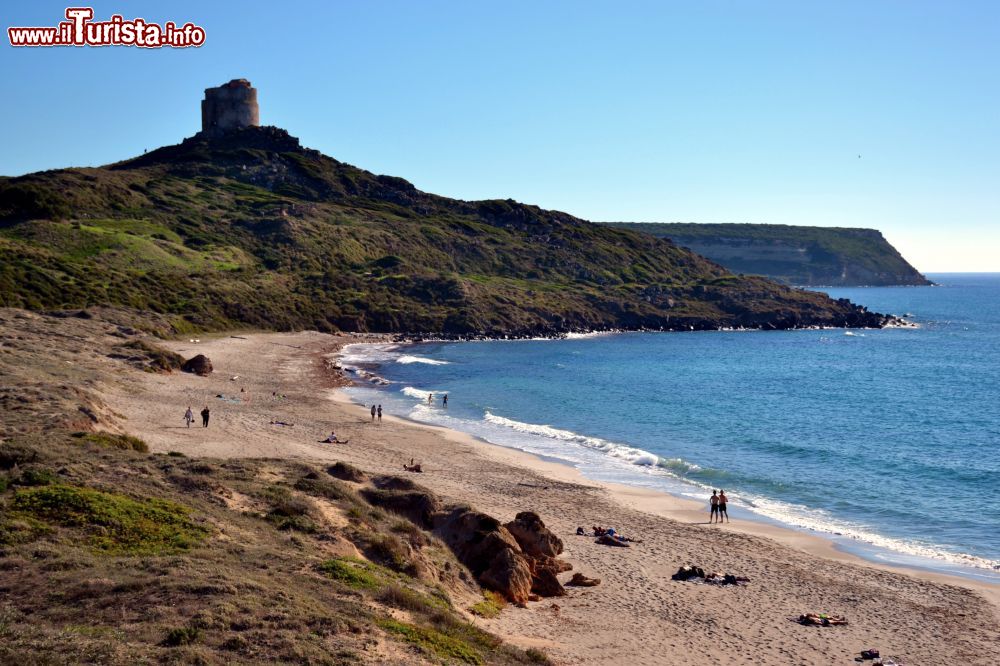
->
[709, 489, 729, 523]
[370, 404, 382, 421]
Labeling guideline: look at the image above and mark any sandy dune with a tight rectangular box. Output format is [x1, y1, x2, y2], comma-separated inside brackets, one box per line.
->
[100, 331, 1000, 665]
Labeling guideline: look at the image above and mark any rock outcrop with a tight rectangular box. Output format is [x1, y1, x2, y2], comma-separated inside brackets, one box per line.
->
[181, 354, 213, 376]
[505, 511, 563, 558]
[431, 507, 573, 604]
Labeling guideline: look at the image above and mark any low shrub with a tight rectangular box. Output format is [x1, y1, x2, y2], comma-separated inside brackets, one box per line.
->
[74, 432, 149, 453]
[11, 484, 207, 555]
[163, 626, 201, 647]
[16, 468, 56, 487]
[319, 557, 386, 591]
[469, 591, 505, 619]
[378, 618, 483, 665]
[262, 486, 317, 532]
[365, 533, 410, 572]
[377, 583, 450, 614]
[327, 461, 367, 482]
[0, 443, 40, 470]
[293, 475, 358, 503]
[525, 648, 554, 664]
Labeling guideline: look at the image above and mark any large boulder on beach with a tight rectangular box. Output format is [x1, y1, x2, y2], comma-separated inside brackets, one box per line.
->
[505, 511, 563, 558]
[433, 507, 522, 574]
[181, 354, 213, 376]
[432, 507, 539, 604]
[479, 546, 534, 606]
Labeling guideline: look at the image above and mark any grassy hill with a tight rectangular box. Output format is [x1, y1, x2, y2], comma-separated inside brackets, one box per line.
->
[603, 222, 930, 287]
[0, 127, 892, 334]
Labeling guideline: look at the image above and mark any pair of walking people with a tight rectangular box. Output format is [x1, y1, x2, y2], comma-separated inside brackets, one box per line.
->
[709, 489, 729, 523]
[185, 406, 210, 428]
[370, 404, 382, 422]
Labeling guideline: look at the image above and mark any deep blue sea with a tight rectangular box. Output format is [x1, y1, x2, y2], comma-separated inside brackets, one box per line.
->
[342, 273, 1000, 582]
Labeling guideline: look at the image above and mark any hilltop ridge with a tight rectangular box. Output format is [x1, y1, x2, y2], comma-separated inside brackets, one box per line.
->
[0, 126, 894, 334]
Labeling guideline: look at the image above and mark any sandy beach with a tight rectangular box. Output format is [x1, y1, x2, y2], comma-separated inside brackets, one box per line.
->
[98, 331, 1000, 665]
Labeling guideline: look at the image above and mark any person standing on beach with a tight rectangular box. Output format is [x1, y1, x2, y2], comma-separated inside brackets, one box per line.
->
[718, 489, 729, 523]
[709, 490, 719, 523]
[200, 406, 210, 428]
[184, 406, 194, 428]
[377, 405, 382, 421]
[371, 405, 376, 421]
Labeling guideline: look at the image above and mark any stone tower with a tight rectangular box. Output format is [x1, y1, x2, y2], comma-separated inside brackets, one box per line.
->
[200, 79, 259, 136]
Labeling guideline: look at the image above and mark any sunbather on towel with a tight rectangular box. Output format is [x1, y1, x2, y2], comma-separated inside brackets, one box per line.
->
[798, 613, 848, 626]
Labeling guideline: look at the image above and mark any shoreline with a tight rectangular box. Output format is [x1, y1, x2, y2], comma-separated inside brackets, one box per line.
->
[338, 339, 1000, 590]
[100, 329, 1000, 663]
[330, 382, 1000, 608]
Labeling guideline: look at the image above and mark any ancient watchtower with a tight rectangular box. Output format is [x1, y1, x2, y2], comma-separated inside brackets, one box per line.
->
[200, 79, 259, 136]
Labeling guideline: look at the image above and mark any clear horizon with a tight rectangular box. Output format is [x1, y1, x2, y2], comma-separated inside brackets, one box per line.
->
[2, 1, 998, 272]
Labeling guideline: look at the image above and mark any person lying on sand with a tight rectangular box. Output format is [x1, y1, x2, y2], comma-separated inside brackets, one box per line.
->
[403, 458, 423, 473]
[270, 420, 294, 427]
[595, 534, 630, 547]
[319, 431, 348, 444]
[797, 613, 848, 627]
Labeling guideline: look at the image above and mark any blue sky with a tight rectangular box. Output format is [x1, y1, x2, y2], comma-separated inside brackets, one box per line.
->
[2, 1, 998, 271]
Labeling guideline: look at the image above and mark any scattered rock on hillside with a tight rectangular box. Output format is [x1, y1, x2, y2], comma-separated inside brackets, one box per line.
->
[182, 354, 213, 376]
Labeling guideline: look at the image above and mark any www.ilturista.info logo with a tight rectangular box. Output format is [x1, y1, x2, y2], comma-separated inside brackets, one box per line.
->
[8, 7, 205, 48]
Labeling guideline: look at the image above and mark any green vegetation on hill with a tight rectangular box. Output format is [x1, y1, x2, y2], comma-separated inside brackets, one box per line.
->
[0, 127, 892, 333]
[603, 222, 930, 287]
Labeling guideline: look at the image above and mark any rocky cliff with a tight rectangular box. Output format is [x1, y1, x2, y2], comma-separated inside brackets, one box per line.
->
[603, 223, 931, 287]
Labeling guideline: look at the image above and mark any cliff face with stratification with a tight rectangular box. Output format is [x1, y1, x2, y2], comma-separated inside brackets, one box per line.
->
[603, 223, 931, 287]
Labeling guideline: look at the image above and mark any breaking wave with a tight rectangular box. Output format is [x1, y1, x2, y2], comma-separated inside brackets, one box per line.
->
[397, 355, 450, 365]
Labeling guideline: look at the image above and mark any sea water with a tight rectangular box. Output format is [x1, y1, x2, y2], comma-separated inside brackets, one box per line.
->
[342, 273, 1000, 582]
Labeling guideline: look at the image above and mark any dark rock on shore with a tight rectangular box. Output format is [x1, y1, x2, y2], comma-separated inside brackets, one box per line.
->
[181, 354, 212, 376]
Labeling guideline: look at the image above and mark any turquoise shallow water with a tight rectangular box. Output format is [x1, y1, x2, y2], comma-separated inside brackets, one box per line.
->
[343, 273, 1000, 581]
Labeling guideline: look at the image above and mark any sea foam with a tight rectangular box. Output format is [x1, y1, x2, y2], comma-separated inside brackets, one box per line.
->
[484, 411, 664, 467]
[397, 355, 450, 365]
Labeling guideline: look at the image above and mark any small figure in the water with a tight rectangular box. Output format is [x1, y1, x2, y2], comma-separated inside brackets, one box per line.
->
[443, 394, 448, 407]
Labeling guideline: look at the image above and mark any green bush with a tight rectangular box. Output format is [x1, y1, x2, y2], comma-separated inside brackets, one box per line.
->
[319, 557, 387, 591]
[74, 432, 149, 453]
[163, 626, 201, 647]
[378, 618, 483, 665]
[469, 591, 505, 619]
[11, 484, 207, 555]
[16, 468, 56, 487]
[262, 486, 317, 532]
